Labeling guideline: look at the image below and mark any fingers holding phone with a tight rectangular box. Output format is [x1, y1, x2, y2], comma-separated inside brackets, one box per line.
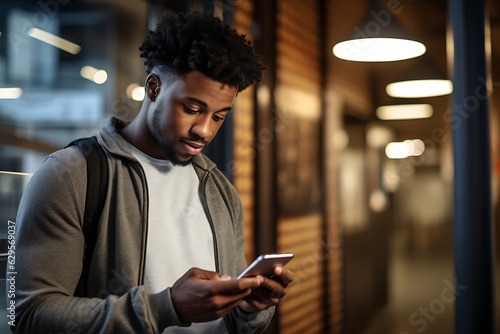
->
[170, 254, 295, 321]
[237, 254, 295, 313]
[170, 267, 263, 323]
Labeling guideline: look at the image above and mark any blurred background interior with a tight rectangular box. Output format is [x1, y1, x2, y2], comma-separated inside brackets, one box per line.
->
[0, 0, 499, 333]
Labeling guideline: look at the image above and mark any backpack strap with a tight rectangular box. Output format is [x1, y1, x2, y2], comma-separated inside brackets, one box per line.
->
[65, 136, 108, 297]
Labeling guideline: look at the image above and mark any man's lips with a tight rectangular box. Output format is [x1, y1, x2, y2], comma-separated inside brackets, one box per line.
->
[181, 140, 206, 155]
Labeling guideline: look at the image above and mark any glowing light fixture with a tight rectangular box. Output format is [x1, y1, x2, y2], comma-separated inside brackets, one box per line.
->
[332, 0, 426, 62]
[376, 104, 433, 120]
[386, 79, 453, 98]
[126, 83, 145, 101]
[28, 28, 81, 55]
[406, 139, 425, 156]
[333, 38, 426, 62]
[385, 139, 425, 159]
[0, 87, 22, 99]
[80, 66, 108, 84]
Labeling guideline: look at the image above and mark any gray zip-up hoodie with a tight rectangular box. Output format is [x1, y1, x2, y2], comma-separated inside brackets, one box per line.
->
[12, 117, 273, 333]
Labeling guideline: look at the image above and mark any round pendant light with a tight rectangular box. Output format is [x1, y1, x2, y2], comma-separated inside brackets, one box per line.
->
[333, 38, 426, 62]
[386, 79, 453, 98]
[376, 104, 433, 120]
[332, 0, 426, 62]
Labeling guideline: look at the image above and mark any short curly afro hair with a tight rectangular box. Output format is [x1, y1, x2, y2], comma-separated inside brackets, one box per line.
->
[139, 12, 265, 92]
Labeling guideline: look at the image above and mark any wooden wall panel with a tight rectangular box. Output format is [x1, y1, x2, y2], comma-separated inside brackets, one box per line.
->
[275, 0, 327, 333]
[233, 0, 256, 263]
[233, 1, 345, 332]
[278, 214, 325, 334]
[276, 2, 321, 95]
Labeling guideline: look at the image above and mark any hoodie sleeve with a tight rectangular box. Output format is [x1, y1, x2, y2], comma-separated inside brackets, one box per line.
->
[10, 148, 186, 333]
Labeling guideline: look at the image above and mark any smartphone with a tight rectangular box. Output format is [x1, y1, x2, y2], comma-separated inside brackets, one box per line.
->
[237, 253, 294, 279]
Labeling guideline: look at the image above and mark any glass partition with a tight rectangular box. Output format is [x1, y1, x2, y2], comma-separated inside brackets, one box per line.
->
[0, 1, 148, 330]
[0, 0, 148, 173]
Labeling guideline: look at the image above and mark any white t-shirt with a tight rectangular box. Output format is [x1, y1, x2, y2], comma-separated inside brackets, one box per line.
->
[130, 145, 228, 333]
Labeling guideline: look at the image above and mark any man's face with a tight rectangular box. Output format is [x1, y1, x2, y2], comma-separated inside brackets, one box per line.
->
[147, 71, 238, 166]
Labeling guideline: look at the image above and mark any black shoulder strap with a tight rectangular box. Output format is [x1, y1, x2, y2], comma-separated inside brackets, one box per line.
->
[66, 136, 108, 297]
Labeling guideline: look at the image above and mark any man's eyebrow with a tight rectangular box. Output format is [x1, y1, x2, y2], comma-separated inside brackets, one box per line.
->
[185, 97, 232, 112]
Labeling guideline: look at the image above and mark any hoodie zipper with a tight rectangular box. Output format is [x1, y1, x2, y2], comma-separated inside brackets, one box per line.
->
[133, 161, 149, 285]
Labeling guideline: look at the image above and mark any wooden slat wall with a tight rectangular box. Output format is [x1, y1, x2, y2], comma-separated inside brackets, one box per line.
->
[275, 1, 326, 333]
[278, 214, 325, 334]
[232, 1, 345, 332]
[233, 0, 256, 263]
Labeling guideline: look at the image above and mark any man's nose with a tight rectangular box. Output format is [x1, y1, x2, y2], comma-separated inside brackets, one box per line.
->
[191, 114, 213, 139]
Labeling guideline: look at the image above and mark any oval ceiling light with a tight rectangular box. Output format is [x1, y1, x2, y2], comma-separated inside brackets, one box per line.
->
[376, 104, 433, 120]
[386, 79, 453, 98]
[333, 37, 426, 62]
[332, 0, 426, 62]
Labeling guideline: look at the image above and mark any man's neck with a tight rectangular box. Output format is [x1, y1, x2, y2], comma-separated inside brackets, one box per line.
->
[119, 107, 166, 160]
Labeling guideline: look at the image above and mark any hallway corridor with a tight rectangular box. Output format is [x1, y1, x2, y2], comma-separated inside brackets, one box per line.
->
[361, 224, 500, 334]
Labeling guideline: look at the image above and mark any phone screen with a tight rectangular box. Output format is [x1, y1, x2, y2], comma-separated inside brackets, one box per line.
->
[237, 253, 294, 279]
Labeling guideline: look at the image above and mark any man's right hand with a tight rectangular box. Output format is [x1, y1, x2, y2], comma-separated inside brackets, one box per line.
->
[170, 268, 263, 323]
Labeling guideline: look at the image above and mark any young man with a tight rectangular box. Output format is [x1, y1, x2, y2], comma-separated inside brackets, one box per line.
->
[12, 13, 294, 333]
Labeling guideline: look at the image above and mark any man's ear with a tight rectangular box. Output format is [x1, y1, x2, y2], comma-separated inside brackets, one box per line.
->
[145, 73, 161, 102]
